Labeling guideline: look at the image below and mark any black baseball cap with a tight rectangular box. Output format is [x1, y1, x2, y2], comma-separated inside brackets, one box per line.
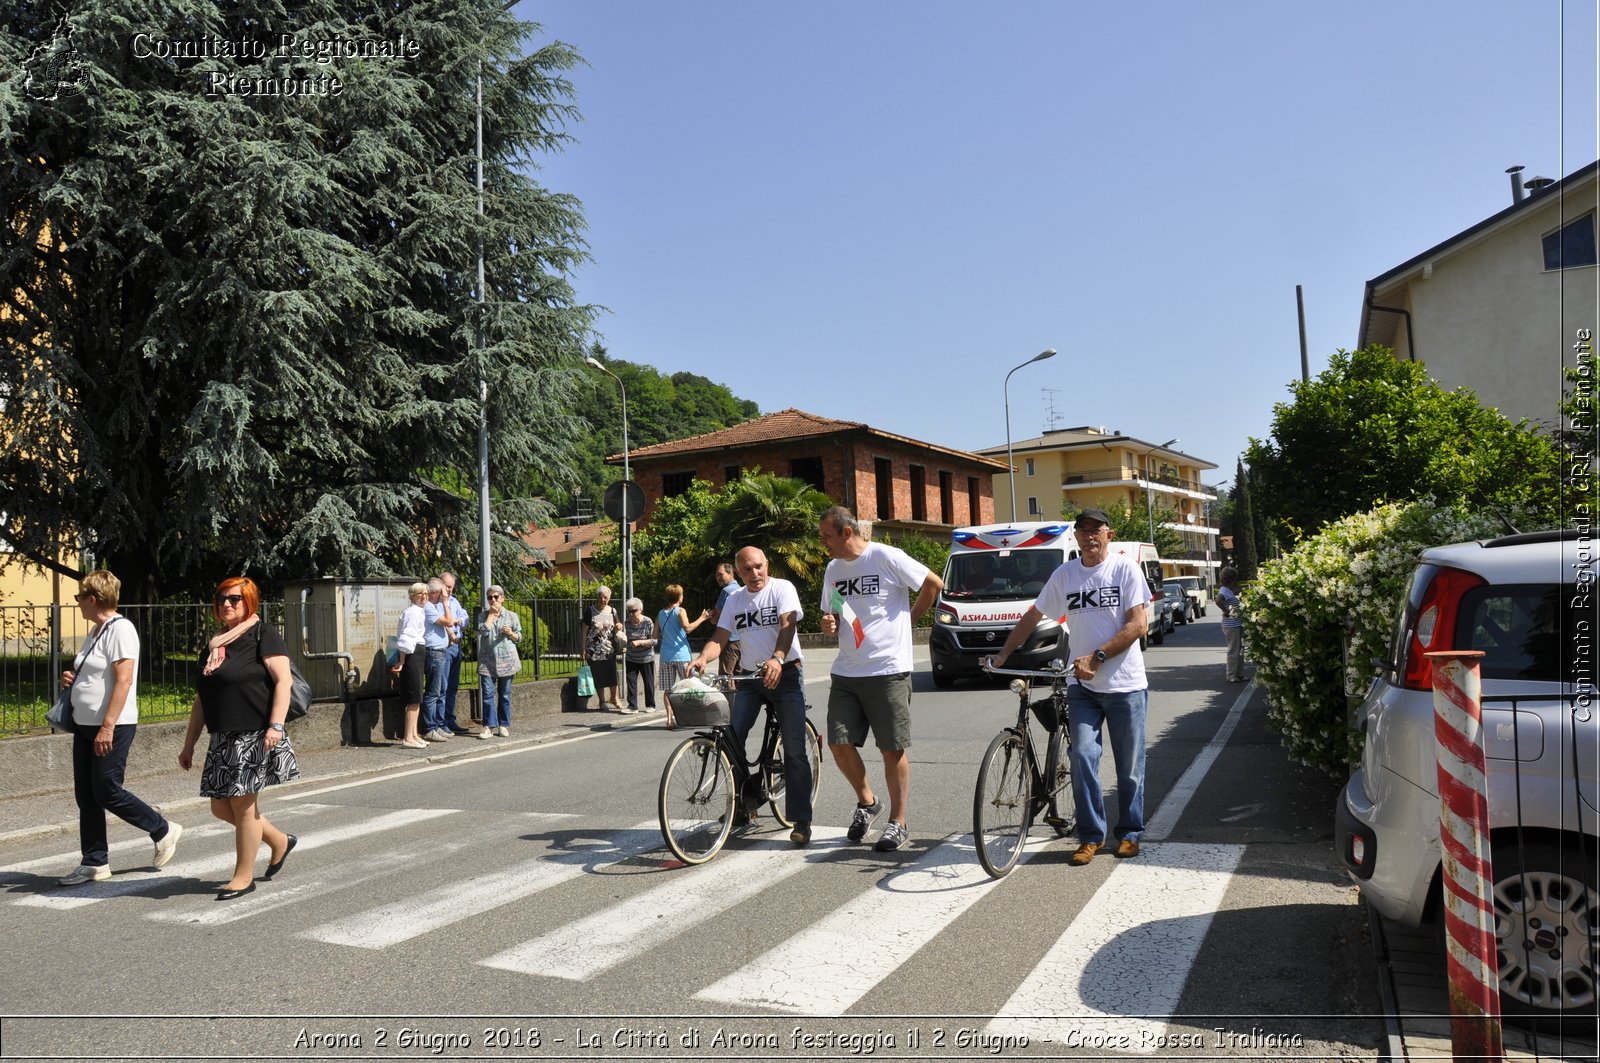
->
[1074, 508, 1111, 528]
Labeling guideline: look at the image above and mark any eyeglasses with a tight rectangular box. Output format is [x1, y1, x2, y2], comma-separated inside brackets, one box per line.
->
[74, 592, 94, 602]
[488, 594, 503, 600]
[216, 594, 245, 607]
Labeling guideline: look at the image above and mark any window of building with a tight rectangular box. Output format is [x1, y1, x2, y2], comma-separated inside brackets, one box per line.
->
[967, 478, 981, 524]
[909, 465, 927, 521]
[1543, 213, 1598, 271]
[1024, 458, 1035, 477]
[723, 464, 741, 484]
[875, 458, 894, 519]
[1027, 496, 1039, 516]
[789, 456, 825, 492]
[938, 470, 953, 524]
[661, 471, 694, 497]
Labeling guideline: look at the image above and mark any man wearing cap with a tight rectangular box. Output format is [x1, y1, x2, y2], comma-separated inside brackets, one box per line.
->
[992, 507, 1151, 865]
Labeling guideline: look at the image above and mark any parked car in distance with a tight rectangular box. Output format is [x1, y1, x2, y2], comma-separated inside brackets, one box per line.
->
[1334, 529, 1597, 1027]
[1143, 580, 1172, 648]
[1162, 580, 1192, 624]
[1167, 574, 1208, 617]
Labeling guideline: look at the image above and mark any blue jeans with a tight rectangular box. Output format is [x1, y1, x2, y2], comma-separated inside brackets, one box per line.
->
[481, 674, 512, 729]
[728, 663, 813, 826]
[71, 723, 168, 866]
[444, 649, 463, 722]
[1066, 685, 1147, 845]
[421, 648, 449, 733]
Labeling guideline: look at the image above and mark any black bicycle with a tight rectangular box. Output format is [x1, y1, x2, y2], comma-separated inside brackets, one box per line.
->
[657, 673, 823, 864]
[972, 657, 1074, 878]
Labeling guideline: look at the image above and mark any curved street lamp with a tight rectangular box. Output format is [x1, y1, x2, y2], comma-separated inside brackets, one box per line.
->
[585, 356, 632, 608]
[1004, 348, 1057, 522]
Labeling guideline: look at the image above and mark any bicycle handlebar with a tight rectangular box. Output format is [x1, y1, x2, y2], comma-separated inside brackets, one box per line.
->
[979, 657, 1070, 680]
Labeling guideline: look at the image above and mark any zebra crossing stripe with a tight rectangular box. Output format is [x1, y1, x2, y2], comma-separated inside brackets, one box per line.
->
[986, 842, 1244, 1053]
[481, 827, 850, 981]
[14, 807, 456, 910]
[301, 824, 664, 950]
[696, 833, 1063, 1013]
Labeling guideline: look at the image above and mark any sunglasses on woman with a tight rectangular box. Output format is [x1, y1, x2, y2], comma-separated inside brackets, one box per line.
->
[216, 594, 245, 606]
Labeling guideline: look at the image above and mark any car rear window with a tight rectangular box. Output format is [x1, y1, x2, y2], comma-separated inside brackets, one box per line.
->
[1456, 584, 1586, 682]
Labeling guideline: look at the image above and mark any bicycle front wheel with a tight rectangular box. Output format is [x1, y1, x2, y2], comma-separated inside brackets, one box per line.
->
[766, 718, 824, 828]
[974, 730, 1031, 878]
[659, 735, 736, 864]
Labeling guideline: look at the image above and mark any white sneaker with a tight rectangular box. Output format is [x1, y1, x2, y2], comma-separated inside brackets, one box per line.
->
[58, 864, 111, 886]
[152, 822, 183, 868]
[496, 726, 510, 737]
[477, 728, 492, 740]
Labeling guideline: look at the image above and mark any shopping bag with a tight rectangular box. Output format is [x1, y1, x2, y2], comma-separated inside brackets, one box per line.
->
[575, 664, 595, 698]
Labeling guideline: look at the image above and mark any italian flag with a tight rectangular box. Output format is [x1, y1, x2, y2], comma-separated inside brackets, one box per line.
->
[828, 586, 866, 649]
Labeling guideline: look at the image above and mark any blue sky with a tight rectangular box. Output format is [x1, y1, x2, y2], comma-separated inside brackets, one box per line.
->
[519, 0, 1598, 489]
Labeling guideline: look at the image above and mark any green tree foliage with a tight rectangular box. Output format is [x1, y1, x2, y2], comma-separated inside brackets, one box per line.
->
[1245, 347, 1565, 544]
[1, 2, 592, 599]
[1062, 497, 1183, 556]
[705, 473, 833, 589]
[1231, 458, 1258, 582]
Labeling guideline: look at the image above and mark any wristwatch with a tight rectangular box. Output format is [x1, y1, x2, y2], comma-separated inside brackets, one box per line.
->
[1093, 648, 1108, 663]
[269, 722, 286, 733]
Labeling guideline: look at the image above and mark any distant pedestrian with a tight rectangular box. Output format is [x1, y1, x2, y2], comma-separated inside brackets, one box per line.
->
[656, 584, 710, 727]
[390, 582, 429, 748]
[178, 577, 300, 901]
[705, 562, 743, 675]
[440, 571, 469, 733]
[622, 598, 656, 714]
[581, 585, 621, 711]
[475, 585, 522, 737]
[419, 578, 454, 741]
[1218, 567, 1246, 683]
[817, 506, 943, 853]
[56, 569, 183, 886]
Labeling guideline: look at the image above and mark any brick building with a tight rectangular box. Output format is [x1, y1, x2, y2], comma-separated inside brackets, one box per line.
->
[608, 409, 1005, 537]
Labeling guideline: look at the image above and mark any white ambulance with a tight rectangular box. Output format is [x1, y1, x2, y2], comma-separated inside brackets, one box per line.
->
[929, 521, 1164, 687]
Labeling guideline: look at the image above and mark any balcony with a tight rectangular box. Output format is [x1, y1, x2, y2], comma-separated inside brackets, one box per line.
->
[1062, 468, 1218, 500]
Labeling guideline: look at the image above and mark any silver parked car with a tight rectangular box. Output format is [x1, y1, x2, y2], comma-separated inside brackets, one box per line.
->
[1162, 580, 1192, 624]
[1334, 529, 1598, 1025]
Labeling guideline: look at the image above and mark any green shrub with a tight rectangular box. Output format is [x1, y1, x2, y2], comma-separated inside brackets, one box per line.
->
[1244, 500, 1515, 773]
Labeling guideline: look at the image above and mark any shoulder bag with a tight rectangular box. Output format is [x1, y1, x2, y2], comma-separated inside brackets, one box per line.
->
[257, 624, 312, 722]
[47, 617, 122, 731]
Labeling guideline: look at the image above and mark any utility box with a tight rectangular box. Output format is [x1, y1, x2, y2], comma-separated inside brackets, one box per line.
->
[281, 579, 417, 701]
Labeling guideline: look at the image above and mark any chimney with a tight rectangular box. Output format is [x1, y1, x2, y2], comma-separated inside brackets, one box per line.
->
[1525, 175, 1556, 196]
[1507, 164, 1525, 203]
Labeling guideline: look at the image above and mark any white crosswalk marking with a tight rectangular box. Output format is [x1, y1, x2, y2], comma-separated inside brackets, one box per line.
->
[13, 807, 456, 910]
[696, 833, 1069, 1013]
[482, 827, 849, 981]
[300, 823, 664, 950]
[986, 842, 1245, 1053]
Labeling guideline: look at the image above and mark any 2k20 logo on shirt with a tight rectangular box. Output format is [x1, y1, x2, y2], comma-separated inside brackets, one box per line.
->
[734, 606, 780, 630]
[1062, 586, 1122, 612]
[831, 575, 882, 598]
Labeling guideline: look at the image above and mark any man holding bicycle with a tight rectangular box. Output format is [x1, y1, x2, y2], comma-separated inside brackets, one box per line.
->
[992, 508, 1151, 866]
[686, 547, 814, 845]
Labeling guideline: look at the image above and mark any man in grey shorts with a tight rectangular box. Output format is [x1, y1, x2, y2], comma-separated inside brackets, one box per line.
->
[818, 506, 943, 852]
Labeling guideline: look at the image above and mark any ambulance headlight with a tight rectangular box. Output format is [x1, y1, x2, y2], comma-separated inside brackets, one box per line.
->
[935, 609, 958, 625]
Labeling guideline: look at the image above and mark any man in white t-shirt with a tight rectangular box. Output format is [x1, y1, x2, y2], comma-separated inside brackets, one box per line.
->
[993, 508, 1151, 866]
[818, 506, 942, 853]
[686, 546, 814, 845]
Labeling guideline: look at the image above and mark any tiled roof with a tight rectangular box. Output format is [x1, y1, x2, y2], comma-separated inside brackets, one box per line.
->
[614, 408, 1007, 469]
[518, 521, 615, 560]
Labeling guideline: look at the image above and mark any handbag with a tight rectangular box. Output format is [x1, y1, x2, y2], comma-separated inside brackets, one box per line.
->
[47, 616, 122, 732]
[575, 664, 596, 698]
[257, 624, 312, 722]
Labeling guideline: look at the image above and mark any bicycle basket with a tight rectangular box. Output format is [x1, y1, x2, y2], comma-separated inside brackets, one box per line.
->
[667, 678, 731, 727]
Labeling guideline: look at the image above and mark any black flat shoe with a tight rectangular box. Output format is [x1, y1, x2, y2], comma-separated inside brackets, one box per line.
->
[216, 882, 256, 901]
[265, 834, 298, 879]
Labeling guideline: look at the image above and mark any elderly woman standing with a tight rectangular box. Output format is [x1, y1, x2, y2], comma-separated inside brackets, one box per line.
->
[475, 585, 522, 738]
[390, 582, 429, 748]
[621, 597, 656, 715]
[178, 577, 300, 900]
[655, 583, 709, 727]
[56, 570, 182, 886]
[580, 584, 621, 711]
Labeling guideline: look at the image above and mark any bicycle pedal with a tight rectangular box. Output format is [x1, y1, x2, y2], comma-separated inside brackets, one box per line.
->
[1042, 814, 1070, 829]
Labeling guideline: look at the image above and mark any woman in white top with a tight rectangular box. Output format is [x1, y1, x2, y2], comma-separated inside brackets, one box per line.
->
[57, 570, 182, 886]
[389, 582, 430, 747]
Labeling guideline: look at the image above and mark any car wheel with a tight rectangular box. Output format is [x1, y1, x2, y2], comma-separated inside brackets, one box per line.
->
[932, 672, 954, 689]
[1150, 625, 1164, 646]
[1490, 838, 1599, 1026]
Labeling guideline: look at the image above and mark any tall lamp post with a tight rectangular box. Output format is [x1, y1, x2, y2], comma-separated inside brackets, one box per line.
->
[1145, 437, 1179, 544]
[585, 357, 632, 608]
[1004, 348, 1057, 521]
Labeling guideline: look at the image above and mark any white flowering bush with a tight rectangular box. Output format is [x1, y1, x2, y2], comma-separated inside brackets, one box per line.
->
[1243, 501, 1512, 773]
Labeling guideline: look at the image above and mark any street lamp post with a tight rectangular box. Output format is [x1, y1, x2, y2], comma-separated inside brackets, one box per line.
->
[1145, 437, 1179, 544]
[585, 357, 632, 608]
[1003, 348, 1057, 522]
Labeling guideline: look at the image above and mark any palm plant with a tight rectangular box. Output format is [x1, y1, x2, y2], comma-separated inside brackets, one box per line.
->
[705, 474, 833, 586]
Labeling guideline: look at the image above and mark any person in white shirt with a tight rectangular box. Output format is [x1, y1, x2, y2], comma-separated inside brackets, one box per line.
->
[389, 582, 430, 747]
[818, 507, 943, 853]
[686, 546, 814, 845]
[993, 508, 1151, 866]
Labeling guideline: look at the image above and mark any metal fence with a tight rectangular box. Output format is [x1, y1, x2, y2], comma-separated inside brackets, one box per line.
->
[0, 598, 586, 736]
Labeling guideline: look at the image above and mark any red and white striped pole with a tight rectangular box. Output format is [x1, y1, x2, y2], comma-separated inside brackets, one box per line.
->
[1426, 649, 1504, 1062]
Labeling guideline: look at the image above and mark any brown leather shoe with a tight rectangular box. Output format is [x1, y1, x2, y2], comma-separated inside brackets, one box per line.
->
[1069, 842, 1100, 866]
[1115, 838, 1141, 859]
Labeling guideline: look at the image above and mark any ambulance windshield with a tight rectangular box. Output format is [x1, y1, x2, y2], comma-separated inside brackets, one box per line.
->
[943, 550, 1065, 600]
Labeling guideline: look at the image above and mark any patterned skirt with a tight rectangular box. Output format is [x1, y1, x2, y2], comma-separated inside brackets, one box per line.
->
[199, 730, 301, 798]
[658, 659, 692, 691]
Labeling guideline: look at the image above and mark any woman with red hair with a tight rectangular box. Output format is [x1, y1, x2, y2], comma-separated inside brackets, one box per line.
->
[178, 577, 300, 900]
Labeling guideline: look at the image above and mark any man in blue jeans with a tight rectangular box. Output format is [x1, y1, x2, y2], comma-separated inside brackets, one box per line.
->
[420, 578, 454, 742]
[992, 508, 1151, 865]
[440, 570, 469, 733]
[685, 546, 814, 846]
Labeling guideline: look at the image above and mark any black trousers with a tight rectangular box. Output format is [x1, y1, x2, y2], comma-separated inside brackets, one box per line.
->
[625, 659, 656, 709]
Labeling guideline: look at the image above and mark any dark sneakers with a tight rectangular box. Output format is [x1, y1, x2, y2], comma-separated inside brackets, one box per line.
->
[789, 821, 811, 846]
[847, 799, 883, 843]
[874, 821, 908, 852]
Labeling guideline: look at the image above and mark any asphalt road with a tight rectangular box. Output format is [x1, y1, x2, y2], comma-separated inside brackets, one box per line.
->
[0, 615, 1387, 1061]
